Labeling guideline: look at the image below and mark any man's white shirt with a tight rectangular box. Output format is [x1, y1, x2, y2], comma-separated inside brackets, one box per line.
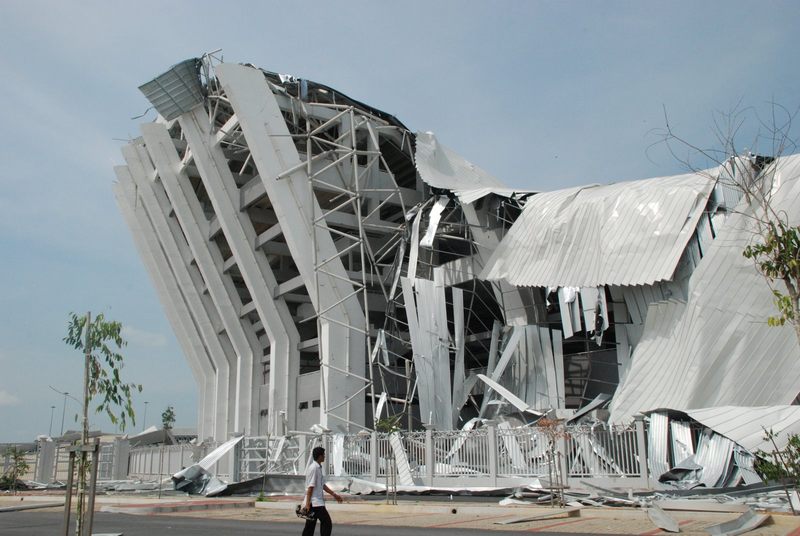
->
[305, 461, 326, 507]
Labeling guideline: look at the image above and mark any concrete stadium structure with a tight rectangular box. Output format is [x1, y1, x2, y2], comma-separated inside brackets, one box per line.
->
[117, 55, 800, 443]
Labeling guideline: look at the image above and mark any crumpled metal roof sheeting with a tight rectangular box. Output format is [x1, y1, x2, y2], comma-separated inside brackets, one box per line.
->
[414, 131, 530, 203]
[647, 412, 671, 480]
[480, 173, 716, 287]
[695, 432, 734, 488]
[610, 154, 800, 423]
[686, 406, 800, 453]
[610, 298, 800, 423]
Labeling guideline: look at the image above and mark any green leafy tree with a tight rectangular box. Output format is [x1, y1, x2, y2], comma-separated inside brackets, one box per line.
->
[161, 405, 176, 430]
[63, 312, 142, 535]
[375, 415, 402, 433]
[755, 429, 800, 485]
[754, 428, 800, 514]
[64, 312, 142, 430]
[1, 447, 29, 495]
[743, 221, 800, 336]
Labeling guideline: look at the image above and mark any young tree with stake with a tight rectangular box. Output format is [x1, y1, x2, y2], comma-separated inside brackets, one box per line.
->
[63, 312, 142, 536]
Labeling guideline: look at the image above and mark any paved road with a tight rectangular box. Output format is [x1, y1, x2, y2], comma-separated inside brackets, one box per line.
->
[0, 511, 591, 536]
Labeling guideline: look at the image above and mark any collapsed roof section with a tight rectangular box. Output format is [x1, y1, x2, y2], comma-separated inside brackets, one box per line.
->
[609, 154, 800, 422]
[414, 131, 529, 203]
[480, 172, 718, 288]
[119, 55, 800, 443]
[681, 405, 800, 453]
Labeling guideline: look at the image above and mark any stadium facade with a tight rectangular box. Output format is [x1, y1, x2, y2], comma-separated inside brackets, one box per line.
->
[116, 55, 800, 441]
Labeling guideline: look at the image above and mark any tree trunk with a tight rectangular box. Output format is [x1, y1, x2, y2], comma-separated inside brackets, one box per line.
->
[76, 312, 91, 536]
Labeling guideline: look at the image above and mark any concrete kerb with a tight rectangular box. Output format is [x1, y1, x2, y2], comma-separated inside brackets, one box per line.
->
[101, 498, 255, 515]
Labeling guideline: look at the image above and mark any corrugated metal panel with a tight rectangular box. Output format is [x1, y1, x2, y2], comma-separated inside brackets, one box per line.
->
[414, 132, 529, 203]
[670, 421, 694, 466]
[480, 173, 716, 287]
[733, 447, 762, 485]
[694, 432, 734, 487]
[552, 330, 565, 408]
[609, 154, 800, 424]
[647, 412, 670, 479]
[401, 277, 452, 429]
[389, 432, 415, 486]
[138, 59, 204, 121]
[685, 406, 800, 453]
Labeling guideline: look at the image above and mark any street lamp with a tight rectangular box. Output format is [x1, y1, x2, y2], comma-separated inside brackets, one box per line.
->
[49, 385, 79, 483]
[49, 386, 79, 437]
[142, 401, 149, 432]
[48, 405, 55, 437]
[60, 393, 67, 436]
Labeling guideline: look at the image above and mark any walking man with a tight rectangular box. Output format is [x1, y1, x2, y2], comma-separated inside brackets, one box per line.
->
[301, 446, 342, 536]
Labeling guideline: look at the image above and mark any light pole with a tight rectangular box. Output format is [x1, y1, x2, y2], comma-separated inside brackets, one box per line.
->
[49, 386, 78, 437]
[142, 401, 149, 432]
[48, 405, 55, 437]
[60, 392, 67, 436]
[49, 385, 79, 483]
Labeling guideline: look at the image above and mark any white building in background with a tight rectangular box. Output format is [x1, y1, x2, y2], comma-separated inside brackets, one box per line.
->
[117, 55, 800, 442]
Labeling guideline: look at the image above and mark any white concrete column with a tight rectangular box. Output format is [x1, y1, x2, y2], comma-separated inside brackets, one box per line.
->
[215, 64, 366, 431]
[178, 108, 301, 435]
[123, 143, 232, 441]
[141, 123, 262, 435]
[114, 174, 215, 438]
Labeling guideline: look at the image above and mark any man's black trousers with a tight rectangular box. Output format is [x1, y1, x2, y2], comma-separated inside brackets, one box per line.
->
[302, 505, 332, 536]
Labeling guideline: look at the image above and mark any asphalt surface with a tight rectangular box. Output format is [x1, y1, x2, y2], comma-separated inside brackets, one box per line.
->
[0, 511, 594, 536]
[5, 493, 800, 535]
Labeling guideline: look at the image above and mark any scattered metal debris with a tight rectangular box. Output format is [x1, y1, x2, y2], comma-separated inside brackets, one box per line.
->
[704, 508, 770, 536]
[647, 503, 680, 533]
[494, 506, 580, 524]
[171, 436, 243, 496]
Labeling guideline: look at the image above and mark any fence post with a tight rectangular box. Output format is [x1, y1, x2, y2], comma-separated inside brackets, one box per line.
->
[488, 424, 497, 486]
[232, 439, 241, 483]
[36, 439, 56, 483]
[297, 435, 308, 471]
[370, 431, 378, 481]
[112, 438, 130, 480]
[425, 429, 434, 487]
[32, 442, 39, 482]
[633, 414, 650, 489]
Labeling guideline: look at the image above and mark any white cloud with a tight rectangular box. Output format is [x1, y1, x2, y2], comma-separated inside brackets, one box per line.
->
[0, 390, 21, 407]
[122, 326, 167, 348]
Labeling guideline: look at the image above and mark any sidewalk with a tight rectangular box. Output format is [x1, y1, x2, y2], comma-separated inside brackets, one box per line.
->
[3, 493, 800, 535]
[251, 497, 800, 535]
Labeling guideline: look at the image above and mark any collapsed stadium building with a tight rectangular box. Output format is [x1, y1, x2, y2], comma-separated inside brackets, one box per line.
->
[116, 55, 800, 451]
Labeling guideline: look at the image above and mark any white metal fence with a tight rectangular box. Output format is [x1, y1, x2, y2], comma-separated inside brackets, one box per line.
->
[128, 444, 206, 480]
[566, 423, 641, 478]
[229, 421, 647, 488]
[342, 424, 644, 485]
[26, 419, 648, 489]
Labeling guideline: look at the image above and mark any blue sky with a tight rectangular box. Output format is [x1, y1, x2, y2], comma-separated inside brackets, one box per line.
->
[1, 1, 799, 441]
